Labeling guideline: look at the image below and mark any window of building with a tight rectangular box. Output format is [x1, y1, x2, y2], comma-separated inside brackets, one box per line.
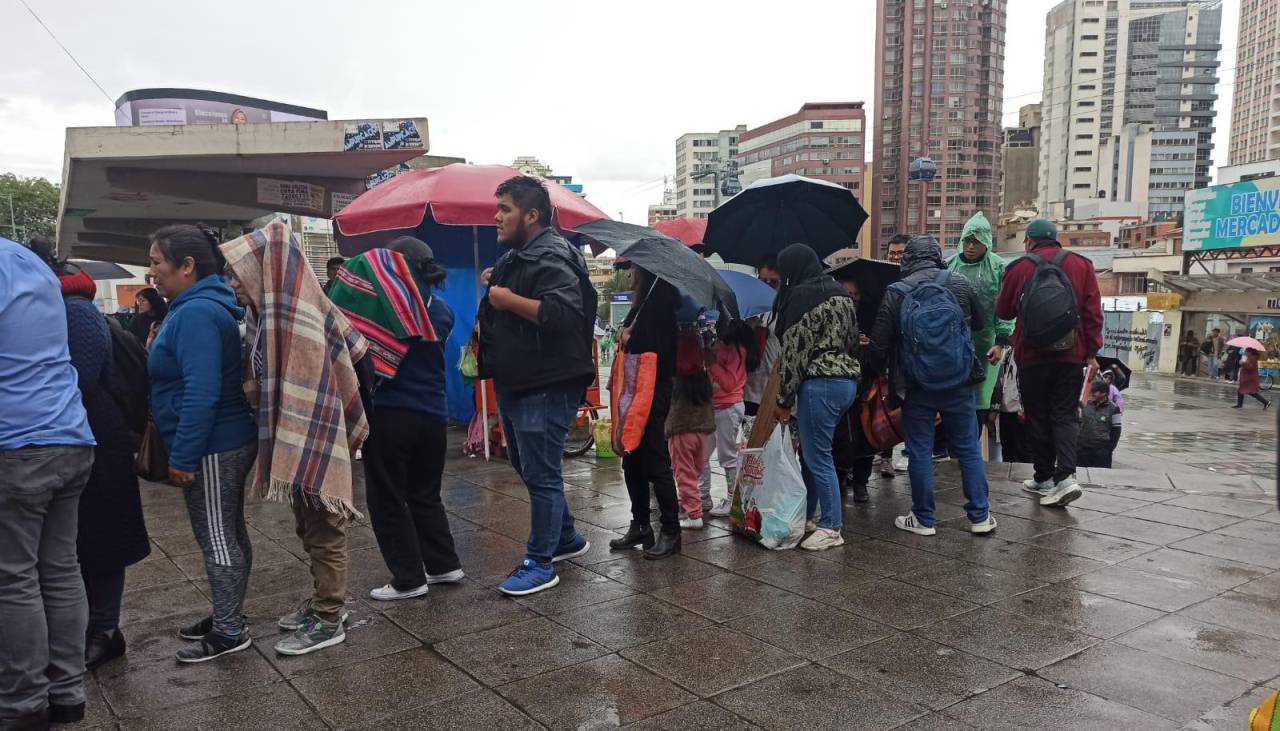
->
[809, 121, 824, 129]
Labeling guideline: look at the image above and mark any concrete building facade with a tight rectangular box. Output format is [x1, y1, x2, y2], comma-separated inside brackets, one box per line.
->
[1228, 0, 1280, 164]
[1001, 104, 1042, 215]
[1038, 0, 1223, 221]
[674, 126, 746, 219]
[736, 103, 868, 195]
[873, 0, 1007, 253]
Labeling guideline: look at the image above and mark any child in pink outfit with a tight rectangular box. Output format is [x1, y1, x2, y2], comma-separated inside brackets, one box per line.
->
[701, 321, 759, 516]
[667, 333, 716, 527]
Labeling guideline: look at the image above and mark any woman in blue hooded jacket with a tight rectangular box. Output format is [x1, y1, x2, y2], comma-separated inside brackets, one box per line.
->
[146, 224, 257, 664]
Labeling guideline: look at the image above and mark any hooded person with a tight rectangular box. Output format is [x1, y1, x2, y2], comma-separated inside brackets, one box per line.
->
[220, 220, 371, 656]
[947, 212, 1015, 414]
[771, 243, 860, 552]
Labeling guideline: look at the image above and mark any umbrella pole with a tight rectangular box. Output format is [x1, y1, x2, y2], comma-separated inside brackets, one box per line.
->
[472, 225, 492, 462]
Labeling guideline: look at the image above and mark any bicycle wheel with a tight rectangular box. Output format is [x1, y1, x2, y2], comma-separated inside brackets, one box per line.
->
[1262, 374, 1275, 391]
[564, 409, 597, 458]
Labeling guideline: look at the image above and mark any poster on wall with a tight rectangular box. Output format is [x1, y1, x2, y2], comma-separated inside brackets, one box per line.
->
[114, 90, 327, 127]
[256, 178, 326, 214]
[1247, 315, 1280, 359]
[381, 120, 423, 150]
[1185, 177, 1280, 251]
[343, 122, 383, 151]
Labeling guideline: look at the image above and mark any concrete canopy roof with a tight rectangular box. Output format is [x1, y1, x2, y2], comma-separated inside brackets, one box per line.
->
[55, 118, 429, 265]
[1164, 273, 1280, 294]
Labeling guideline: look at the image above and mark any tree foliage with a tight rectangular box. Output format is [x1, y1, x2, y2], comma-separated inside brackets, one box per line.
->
[0, 173, 61, 242]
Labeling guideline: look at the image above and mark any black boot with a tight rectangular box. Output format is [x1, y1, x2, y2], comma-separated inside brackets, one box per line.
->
[609, 521, 654, 551]
[47, 703, 84, 726]
[0, 709, 49, 731]
[851, 483, 869, 503]
[643, 529, 681, 560]
[85, 629, 126, 671]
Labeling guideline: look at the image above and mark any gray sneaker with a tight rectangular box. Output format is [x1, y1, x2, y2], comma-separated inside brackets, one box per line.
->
[277, 602, 350, 632]
[1040, 476, 1084, 507]
[274, 617, 346, 656]
[1021, 478, 1053, 496]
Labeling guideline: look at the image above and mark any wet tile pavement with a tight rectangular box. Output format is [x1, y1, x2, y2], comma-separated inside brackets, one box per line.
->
[76, 373, 1278, 729]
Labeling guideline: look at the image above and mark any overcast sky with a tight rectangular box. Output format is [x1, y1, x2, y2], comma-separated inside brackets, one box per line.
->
[0, 0, 1239, 223]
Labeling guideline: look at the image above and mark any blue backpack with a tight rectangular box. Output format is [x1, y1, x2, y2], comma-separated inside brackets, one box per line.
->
[891, 270, 975, 392]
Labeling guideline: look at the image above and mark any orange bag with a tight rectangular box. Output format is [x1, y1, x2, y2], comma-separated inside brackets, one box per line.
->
[609, 352, 658, 455]
[860, 375, 904, 451]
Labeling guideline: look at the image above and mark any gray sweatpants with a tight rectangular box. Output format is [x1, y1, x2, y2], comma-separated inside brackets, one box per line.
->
[0, 445, 94, 718]
[699, 403, 745, 507]
[185, 443, 255, 637]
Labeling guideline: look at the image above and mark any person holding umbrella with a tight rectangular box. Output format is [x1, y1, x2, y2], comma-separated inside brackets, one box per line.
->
[1235, 348, 1271, 409]
[772, 244, 860, 551]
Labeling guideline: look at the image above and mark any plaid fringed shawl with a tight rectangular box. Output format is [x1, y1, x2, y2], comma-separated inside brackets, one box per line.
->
[327, 248, 437, 378]
[220, 222, 370, 519]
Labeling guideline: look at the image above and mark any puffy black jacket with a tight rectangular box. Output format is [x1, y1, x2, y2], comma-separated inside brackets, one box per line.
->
[477, 227, 598, 396]
[865, 235, 987, 400]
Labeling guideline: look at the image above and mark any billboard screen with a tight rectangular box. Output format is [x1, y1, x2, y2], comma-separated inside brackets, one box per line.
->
[114, 88, 327, 127]
[1184, 177, 1280, 251]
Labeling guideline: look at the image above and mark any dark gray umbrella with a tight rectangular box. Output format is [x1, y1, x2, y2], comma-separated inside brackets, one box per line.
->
[569, 220, 739, 319]
[704, 174, 868, 267]
[70, 259, 134, 280]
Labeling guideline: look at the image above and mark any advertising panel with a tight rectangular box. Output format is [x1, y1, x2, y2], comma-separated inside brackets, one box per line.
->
[114, 89, 327, 127]
[1184, 177, 1280, 251]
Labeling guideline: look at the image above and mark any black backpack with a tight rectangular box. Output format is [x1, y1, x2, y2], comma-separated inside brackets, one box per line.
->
[1017, 248, 1079, 351]
[102, 315, 151, 438]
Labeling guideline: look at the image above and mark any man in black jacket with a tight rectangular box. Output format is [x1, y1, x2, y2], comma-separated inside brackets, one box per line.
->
[478, 175, 597, 597]
[864, 235, 996, 538]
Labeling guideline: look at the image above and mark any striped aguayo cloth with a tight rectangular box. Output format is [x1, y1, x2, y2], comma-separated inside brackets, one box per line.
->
[220, 221, 369, 519]
[327, 248, 437, 379]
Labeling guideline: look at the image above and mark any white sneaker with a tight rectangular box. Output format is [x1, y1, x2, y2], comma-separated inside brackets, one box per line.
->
[804, 519, 818, 533]
[894, 513, 937, 536]
[1040, 476, 1083, 507]
[709, 498, 732, 517]
[1022, 478, 1053, 496]
[968, 515, 998, 534]
[426, 569, 465, 585]
[800, 528, 845, 551]
[679, 517, 704, 529]
[893, 455, 909, 472]
[369, 583, 429, 601]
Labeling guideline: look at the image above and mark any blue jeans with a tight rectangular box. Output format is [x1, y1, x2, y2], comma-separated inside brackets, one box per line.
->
[498, 383, 582, 565]
[902, 388, 990, 527]
[797, 378, 857, 531]
[1208, 356, 1219, 379]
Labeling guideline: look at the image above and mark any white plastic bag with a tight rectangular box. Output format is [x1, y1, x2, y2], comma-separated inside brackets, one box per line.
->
[729, 424, 807, 550]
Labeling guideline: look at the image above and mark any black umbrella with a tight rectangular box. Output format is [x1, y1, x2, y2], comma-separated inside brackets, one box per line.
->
[570, 220, 739, 320]
[70, 259, 133, 280]
[704, 174, 868, 267]
[827, 257, 900, 333]
[1095, 356, 1132, 391]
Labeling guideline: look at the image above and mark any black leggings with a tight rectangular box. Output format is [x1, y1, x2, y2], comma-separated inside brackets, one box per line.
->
[1237, 392, 1270, 408]
[82, 566, 125, 634]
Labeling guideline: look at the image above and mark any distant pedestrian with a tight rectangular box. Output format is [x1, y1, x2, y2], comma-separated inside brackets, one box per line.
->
[1207, 328, 1225, 379]
[322, 256, 345, 295]
[991, 349, 1031, 463]
[0, 238, 96, 728]
[222, 222, 371, 656]
[1077, 381, 1120, 468]
[866, 235, 995, 537]
[1234, 349, 1271, 410]
[1225, 343, 1243, 383]
[885, 234, 909, 265]
[147, 224, 258, 663]
[773, 244, 860, 551]
[128, 287, 168, 345]
[996, 219, 1103, 509]
[478, 176, 596, 596]
[1178, 330, 1200, 377]
[741, 255, 781, 421]
[1100, 369, 1125, 455]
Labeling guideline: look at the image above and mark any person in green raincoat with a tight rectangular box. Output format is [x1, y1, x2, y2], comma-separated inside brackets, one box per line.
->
[946, 212, 1015, 414]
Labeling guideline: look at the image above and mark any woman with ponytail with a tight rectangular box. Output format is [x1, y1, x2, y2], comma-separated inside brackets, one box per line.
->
[146, 224, 257, 663]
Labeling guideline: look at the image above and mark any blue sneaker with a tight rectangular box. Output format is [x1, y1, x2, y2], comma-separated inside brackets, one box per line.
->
[498, 559, 560, 596]
[552, 534, 591, 563]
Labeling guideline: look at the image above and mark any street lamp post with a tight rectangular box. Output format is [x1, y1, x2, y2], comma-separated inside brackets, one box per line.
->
[908, 156, 936, 236]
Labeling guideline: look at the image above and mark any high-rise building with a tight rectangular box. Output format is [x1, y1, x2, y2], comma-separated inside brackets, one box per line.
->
[1001, 104, 1043, 215]
[1038, 0, 1222, 220]
[1228, 0, 1280, 165]
[674, 126, 746, 219]
[873, 0, 1007, 253]
[736, 103, 867, 193]
[647, 183, 678, 226]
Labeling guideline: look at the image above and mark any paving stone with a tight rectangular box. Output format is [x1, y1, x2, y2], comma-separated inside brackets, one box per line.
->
[1182, 684, 1280, 731]
[1163, 494, 1275, 518]
[498, 654, 694, 729]
[733, 595, 895, 661]
[1066, 492, 1153, 514]
[648, 572, 798, 623]
[1026, 528, 1159, 563]
[989, 584, 1164, 639]
[1182, 591, 1280, 641]
[733, 551, 880, 599]
[831, 538, 945, 577]
[713, 664, 929, 731]
[262, 604, 421, 679]
[1075, 514, 1203, 546]
[119, 580, 210, 626]
[1213, 519, 1280, 549]
[590, 554, 723, 592]
[1171, 532, 1280, 570]
[955, 540, 1110, 582]
[291, 647, 479, 728]
[512, 563, 636, 616]
[916, 606, 1099, 670]
[97, 640, 282, 718]
[939, 676, 1178, 730]
[937, 512, 1056, 542]
[678, 535, 788, 570]
[1039, 643, 1253, 724]
[897, 559, 1048, 605]
[1118, 548, 1270, 591]
[1116, 615, 1280, 683]
[619, 626, 805, 697]
[1067, 565, 1220, 612]
[822, 578, 981, 630]
[349, 689, 545, 730]
[434, 617, 607, 686]
[375, 580, 538, 644]
[1235, 572, 1280, 600]
[819, 633, 1021, 711]
[124, 681, 322, 730]
[621, 701, 762, 730]
[123, 555, 186, 592]
[988, 499, 1111, 527]
[550, 594, 711, 650]
[1121, 503, 1245, 532]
